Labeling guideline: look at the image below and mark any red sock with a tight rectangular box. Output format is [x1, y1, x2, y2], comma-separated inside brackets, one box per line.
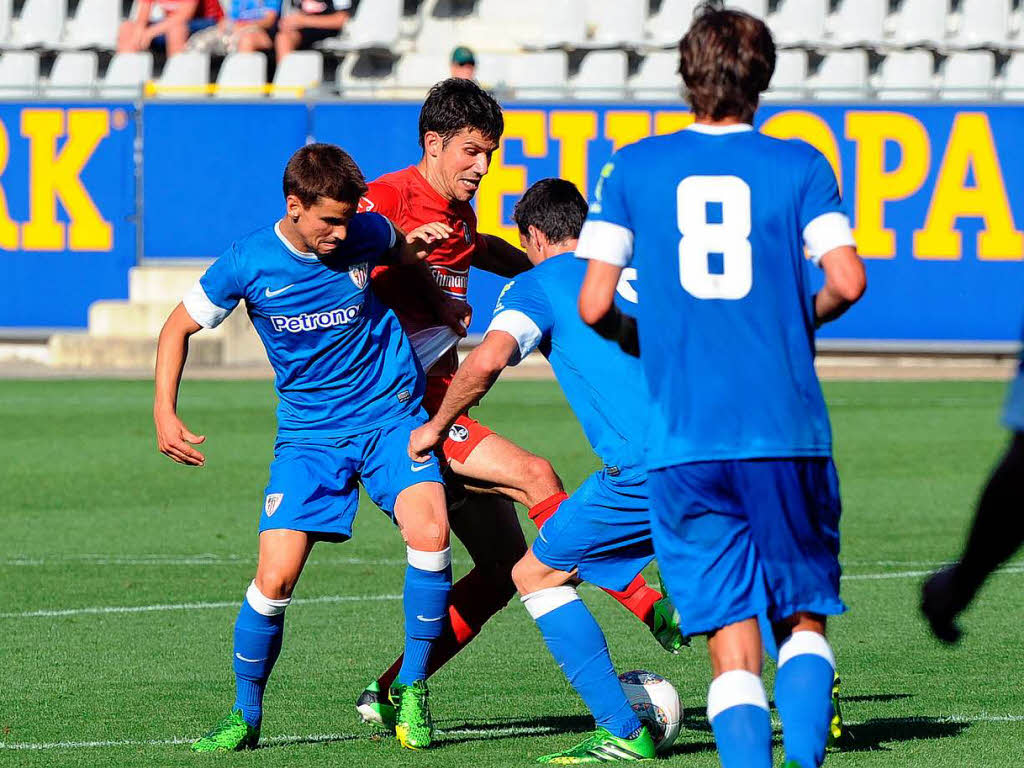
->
[377, 566, 513, 691]
[528, 491, 568, 528]
[603, 573, 663, 629]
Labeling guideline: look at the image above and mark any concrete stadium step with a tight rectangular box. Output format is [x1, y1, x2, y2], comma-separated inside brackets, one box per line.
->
[48, 333, 225, 369]
[128, 263, 210, 303]
[88, 300, 189, 339]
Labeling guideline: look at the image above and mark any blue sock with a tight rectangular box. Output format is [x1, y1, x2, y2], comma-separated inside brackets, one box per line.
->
[708, 670, 773, 768]
[524, 586, 641, 739]
[397, 547, 452, 686]
[775, 631, 836, 768]
[232, 581, 288, 727]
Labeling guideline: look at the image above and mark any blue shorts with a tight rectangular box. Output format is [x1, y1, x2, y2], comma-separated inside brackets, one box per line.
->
[1003, 365, 1024, 432]
[532, 470, 655, 591]
[260, 413, 443, 539]
[649, 458, 846, 636]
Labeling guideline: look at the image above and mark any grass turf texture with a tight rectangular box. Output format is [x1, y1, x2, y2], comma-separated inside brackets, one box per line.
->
[2, 378, 1023, 767]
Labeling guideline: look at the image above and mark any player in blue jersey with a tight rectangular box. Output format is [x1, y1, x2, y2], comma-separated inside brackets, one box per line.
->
[576, 6, 866, 768]
[922, 325, 1024, 643]
[153, 143, 457, 752]
[409, 178, 676, 763]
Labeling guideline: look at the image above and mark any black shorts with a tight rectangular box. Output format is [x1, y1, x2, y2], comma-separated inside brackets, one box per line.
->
[298, 27, 339, 47]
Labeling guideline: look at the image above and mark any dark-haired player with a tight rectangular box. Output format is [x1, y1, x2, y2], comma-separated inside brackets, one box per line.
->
[356, 79, 685, 727]
[154, 144, 454, 751]
[577, 5, 865, 768]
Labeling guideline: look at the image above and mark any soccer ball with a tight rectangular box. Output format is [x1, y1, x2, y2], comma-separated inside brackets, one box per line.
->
[618, 669, 682, 752]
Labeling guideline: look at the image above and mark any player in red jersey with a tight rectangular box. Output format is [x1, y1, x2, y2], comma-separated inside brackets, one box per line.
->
[355, 79, 684, 726]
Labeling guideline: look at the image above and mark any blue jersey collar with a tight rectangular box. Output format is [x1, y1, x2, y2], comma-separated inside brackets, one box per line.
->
[684, 123, 754, 135]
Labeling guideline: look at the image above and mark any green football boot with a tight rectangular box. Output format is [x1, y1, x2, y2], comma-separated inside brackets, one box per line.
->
[356, 680, 396, 730]
[190, 709, 259, 753]
[826, 673, 847, 750]
[537, 726, 656, 764]
[390, 681, 434, 749]
[651, 596, 688, 654]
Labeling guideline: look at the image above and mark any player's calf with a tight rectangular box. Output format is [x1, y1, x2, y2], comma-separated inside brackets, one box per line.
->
[773, 624, 836, 768]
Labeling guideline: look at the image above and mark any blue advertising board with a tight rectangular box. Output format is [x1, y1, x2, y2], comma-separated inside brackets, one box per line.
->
[0, 103, 136, 327]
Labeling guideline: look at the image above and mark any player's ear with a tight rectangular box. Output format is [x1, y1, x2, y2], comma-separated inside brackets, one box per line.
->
[285, 194, 303, 222]
[423, 131, 443, 158]
[528, 225, 545, 251]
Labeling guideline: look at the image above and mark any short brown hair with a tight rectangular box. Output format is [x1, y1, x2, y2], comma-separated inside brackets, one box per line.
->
[283, 143, 368, 207]
[678, 3, 775, 124]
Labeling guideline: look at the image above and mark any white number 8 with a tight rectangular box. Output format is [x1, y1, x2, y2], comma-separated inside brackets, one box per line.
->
[677, 176, 752, 300]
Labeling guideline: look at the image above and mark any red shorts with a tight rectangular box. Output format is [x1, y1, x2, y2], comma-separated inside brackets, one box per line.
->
[423, 375, 493, 464]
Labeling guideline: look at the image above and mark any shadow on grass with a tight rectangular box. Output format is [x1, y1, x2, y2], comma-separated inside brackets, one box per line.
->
[842, 693, 913, 705]
[437, 714, 594, 744]
[839, 716, 969, 753]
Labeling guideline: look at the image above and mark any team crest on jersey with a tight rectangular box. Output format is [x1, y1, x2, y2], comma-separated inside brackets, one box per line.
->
[448, 424, 470, 442]
[265, 493, 284, 517]
[349, 261, 369, 289]
[460, 220, 472, 244]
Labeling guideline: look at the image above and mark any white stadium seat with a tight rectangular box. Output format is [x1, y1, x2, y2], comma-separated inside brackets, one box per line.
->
[889, 0, 949, 48]
[474, 51, 512, 92]
[47, 51, 98, 98]
[7, 0, 65, 48]
[475, 0, 586, 49]
[336, 52, 395, 98]
[1000, 52, 1024, 100]
[587, 0, 646, 48]
[156, 52, 210, 99]
[808, 50, 868, 100]
[61, 0, 120, 49]
[762, 49, 807, 101]
[727, 0, 769, 20]
[875, 50, 935, 101]
[0, 0, 11, 47]
[325, 0, 400, 51]
[272, 51, 324, 98]
[645, 0, 701, 47]
[0, 51, 39, 98]
[216, 52, 267, 99]
[506, 51, 568, 100]
[827, 0, 888, 47]
[940, 51, 995, 101]
[631, 51, 682, 101]
[572, 50, 628, 100]
[100, 52, 153, 98]
[769, 0, 828, 47]
[952, 0, 1013, 48]
[393, 52, 448, 97]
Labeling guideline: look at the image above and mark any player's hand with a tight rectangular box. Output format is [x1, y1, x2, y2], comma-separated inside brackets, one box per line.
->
[440, 298, 472, 337]
[154, 409, 207, 467]
[408, 422, 445, 463]
[406, 222, 454, 260]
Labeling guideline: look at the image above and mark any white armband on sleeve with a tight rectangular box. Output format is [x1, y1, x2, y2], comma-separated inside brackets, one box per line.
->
[575, 220, 634, 267]
[803, 212, 856, 266]
[182, 281, 236, 329]
[487, 310, 543, 364]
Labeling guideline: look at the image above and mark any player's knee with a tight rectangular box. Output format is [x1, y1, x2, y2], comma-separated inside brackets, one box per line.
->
[403, 518, 450, 552]
[245, 579, 291, 614]
[511, 553, 556, 595]
[254, 569, 298, 600]
[520, 456, 562, 505]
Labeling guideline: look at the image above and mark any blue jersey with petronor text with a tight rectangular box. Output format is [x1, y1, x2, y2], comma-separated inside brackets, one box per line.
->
[487, 253, 649, 479]
[577, 124, 856, 469]
[183, 214, 424, 438]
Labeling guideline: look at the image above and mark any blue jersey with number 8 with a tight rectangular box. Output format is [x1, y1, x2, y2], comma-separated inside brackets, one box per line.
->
[578, 124, 856, 469]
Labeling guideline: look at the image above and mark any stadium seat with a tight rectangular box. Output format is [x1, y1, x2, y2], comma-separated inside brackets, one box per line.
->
[60, 0, 120, 50]
[47, 51, 98, 98]
[889, 0, 949, 48]
[7, 0, 65, 49]
[586, 0, 646, 48]
[474, 51, 512, 93]
[474, 0, 586, 49]
[393, 51, 448, 98]
[571, 50, 628, 100]
[0, 0, 11, 47]
[875, 50, 935, 101]
[272, 51, 324, 99]
[727, 0, 769, 20]
[325, 0, 401, 51]
[1000, 52, 1024, 100]
[155, 52, 210, 99]
[940, 51, 995, 100]
[412, 0, 472, 53]
[216, 52, 267, 99]
[100, 51, 153, 98]
[506, 51, 568, 100]
[336, 52, 396, 98]
[826, 0, 888, 48]
[808, 50, 868, 100]
[0, 51, 38, 97]
[953, 0, 1013, 48]
[631, 51, 682, 101]
[762, 49, 807, 101]
[768, 0, 828, 47]
[644, 0, 701, 47]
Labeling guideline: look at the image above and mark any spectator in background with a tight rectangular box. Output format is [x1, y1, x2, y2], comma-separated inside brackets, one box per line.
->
[187, 0, 281, 54]
[118, 0, 223, 56]
[449, 46, 476, 80]
[275, 0, 352, 62]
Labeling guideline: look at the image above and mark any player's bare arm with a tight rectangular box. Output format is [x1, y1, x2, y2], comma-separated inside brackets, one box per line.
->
[814, 245, 867, 326]
[153, 303, 207, 467]
[397, 221, 455, 263]
[408, 331, 518, 462]
[578, 260, 639, 356]
[473, 234, 532, 277]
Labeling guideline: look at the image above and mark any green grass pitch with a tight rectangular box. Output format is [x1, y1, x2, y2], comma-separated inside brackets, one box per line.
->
[2, 378, 1022, 767]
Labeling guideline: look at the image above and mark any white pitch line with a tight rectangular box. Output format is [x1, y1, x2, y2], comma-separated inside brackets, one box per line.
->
[843, 565, 1024, 582]
[0, 725, 560, 751]
[0, 555, 412, 567]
